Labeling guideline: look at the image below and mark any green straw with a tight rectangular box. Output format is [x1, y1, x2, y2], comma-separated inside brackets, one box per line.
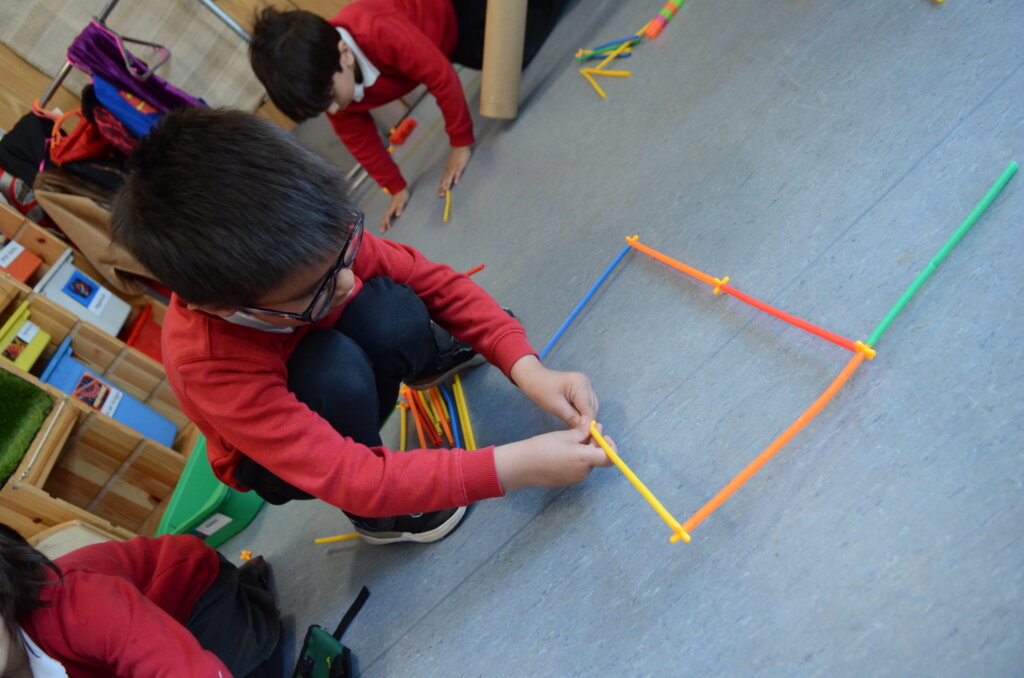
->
[867, 161, 1018, 347]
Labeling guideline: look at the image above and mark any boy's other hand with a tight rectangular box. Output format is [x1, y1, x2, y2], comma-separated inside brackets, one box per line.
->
[510, 355, 598, 429]
[438, 146, 472, 196]
[494, 423, 614, 491]
[381, 188, 410, 233]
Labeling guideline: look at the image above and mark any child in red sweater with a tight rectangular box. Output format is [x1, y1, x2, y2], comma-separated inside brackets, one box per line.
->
[0, 524, 281, 678]
[249, 0, 565, 233]
[111, 107, 612, 545]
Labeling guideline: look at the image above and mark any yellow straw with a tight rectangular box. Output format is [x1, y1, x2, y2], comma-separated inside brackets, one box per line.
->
[443, 189, 452, 222]
[590, 70, 632, 78]
[589, 421, 690, 543]
[580, 69, 607, 98]
[398, 403, 408, 452]
[314, 533, 360, 544]
[595, 37, 634, 70]
[452, 374, 477, 449]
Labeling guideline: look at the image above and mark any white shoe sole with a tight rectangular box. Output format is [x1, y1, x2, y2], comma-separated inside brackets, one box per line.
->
[356, 506, 467, 545]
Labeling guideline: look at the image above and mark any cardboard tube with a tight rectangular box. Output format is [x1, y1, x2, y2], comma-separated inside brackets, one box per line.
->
[480, 0, 528, 119]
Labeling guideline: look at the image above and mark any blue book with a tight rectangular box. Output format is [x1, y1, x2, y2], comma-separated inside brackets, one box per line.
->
[41, 338, 177, 448]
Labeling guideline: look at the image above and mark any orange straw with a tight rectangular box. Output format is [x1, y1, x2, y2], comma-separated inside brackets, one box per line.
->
[401, 388, 428, 448]
[464, 264, 485, 276]
[429, 387, 454, 446]
[626, 235, 718, 286]
[680, 350, 866, 535]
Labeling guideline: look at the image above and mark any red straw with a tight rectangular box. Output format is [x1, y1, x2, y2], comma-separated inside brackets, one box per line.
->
[428, 388, 454, 446]
[627, 236, 857, 353]
[720, 284, 857, 353]
[402, 389, 428, 448]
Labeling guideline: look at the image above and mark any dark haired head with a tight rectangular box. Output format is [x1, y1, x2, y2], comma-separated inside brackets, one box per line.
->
[111, 107, 358, 307]
[0, 524, 60, 636]
[250, 8, 340, 121]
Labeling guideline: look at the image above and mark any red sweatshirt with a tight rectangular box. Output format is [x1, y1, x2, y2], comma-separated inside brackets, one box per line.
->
[20, 535, 227, 678]
[162, 233, 534, 517]
[327, 0, 473, 194]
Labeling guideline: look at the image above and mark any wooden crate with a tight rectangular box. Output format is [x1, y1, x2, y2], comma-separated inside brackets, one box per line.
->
[0, 237, 199, 538]
[0, 204, 170, 332]
[0, 360, 187, 539]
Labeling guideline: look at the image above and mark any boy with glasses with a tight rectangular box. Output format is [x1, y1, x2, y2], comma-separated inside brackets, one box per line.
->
[112, 107, 612, 544]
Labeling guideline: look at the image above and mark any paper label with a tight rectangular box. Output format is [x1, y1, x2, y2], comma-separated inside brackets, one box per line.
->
[62, 270, 112, 314]
[71, 373, 123, 417]
[15, 321, 40, 344]
[195, 513, 233, 537]
[0, 239, 25, 269]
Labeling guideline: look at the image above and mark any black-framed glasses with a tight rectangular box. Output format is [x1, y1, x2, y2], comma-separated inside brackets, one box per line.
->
[239, 213, 364, 323]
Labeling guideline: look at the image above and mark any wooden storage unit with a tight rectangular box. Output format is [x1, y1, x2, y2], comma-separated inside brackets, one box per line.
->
[0, 256, 197, 539]
[0, 203, 169, 331]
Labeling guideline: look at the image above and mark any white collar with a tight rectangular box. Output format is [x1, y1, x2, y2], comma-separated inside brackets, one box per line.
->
[21, 629, 69, 678]
[336, 27, 380, 102]
[224, 311, 295, 333]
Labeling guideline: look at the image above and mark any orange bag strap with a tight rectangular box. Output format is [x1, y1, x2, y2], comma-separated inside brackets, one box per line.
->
[49, 108, 85, 147]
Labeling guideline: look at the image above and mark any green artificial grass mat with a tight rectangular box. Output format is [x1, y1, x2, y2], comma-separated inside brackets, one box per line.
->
[0, 370, 53, 487]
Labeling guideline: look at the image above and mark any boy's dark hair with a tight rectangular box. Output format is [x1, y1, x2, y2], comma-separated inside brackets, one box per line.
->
[0, 523, 61, 635]
[250, 8, 340, 121]
[112, 107, 358, 307]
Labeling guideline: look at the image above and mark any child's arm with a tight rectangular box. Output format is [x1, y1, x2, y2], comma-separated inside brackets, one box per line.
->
[494, 423, 615, 491]
[510, 355, 599, 429]
[179, 357, 505, 517]
[328, 108, 408, 197]
[374, 18, 475, 198]
[43, 573, 231, 677]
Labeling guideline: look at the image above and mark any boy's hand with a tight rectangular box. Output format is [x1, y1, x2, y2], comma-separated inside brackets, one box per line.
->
[511, 355, 598, 429]
[381, 188, 410, 233]
[438, 146, 472, 196]
[494, 423, 615, 491]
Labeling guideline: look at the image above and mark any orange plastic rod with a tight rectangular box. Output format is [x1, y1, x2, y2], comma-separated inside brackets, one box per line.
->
[626, 235, 858, 353]
[626, 235, 718, 285]
[682, 351, 865, 533]
[413, 390, 443, 445]
[402, 389, 429, 448]
[465, 264, 485, 276]
[401, 387, 434, 446]
[429, 387, 455, 446]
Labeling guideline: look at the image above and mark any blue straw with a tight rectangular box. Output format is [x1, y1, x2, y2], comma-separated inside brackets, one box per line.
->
[539, 244, 632, 360]
[590, 35, 641, 52]
[582, 52, 632, 61]
[439, 384, 462, 449]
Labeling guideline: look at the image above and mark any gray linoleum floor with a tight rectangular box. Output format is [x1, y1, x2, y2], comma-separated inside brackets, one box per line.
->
[219, 1, 1024, 675]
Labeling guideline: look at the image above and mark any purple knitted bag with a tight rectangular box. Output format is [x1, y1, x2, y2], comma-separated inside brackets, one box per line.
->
[67, 19, 204, 113]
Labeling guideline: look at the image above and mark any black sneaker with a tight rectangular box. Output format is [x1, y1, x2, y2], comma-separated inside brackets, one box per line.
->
[405, 324, 485, 391]
[350, 506, 467, 545]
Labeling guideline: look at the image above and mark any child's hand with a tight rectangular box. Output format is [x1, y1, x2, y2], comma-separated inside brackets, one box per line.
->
[510, 355, 598, 429]
[438, 146, 472, 196]
[381, 188, 410, 233]
[494, 423, 615, 491]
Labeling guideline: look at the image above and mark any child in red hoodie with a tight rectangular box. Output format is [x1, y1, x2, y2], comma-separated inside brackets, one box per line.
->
[0, 523, 281, 678]
[111, 107, 612, 545]
[249, 0, 566, 232]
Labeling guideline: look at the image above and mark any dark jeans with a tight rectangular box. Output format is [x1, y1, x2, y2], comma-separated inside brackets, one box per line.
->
[187, 555, 282, 678]
[450, 0, 570, 70]
[235, 277, 440, 511]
